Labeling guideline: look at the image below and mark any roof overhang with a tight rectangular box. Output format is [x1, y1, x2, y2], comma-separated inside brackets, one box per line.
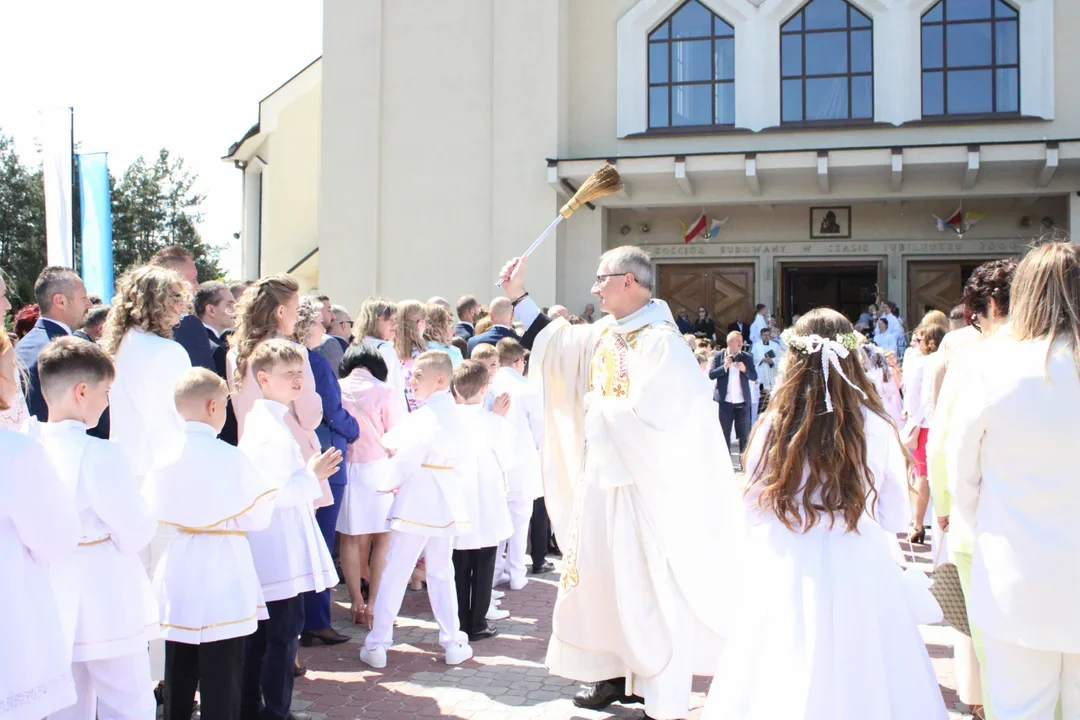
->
[548, 139, 1080, 206]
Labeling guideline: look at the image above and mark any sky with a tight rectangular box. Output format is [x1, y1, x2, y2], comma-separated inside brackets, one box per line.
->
[0, 0, 323, 279]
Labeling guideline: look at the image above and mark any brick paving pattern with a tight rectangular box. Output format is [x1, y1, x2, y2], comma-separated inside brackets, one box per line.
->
[293, 539, 974, 719]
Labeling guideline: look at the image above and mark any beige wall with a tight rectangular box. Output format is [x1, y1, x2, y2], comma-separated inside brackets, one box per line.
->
[259, 83, 322, 282]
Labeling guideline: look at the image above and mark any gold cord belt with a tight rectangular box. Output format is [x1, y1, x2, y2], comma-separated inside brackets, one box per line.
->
[78, 535, 111, 547]
[178, 528, 247, 537]
[421, 463, 454, 471]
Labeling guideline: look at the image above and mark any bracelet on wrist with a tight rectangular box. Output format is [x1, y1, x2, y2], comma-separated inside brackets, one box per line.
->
[511, 291, 530, 308]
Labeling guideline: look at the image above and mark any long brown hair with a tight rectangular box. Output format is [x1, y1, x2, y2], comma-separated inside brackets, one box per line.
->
[229, 275, 299, 387]
[101, 265, 188, 355]
[394, 300, 426, 360]
[1010, 238, 1080, 375]
[747, 308, 898, 533]
[423, 303, 453, 346]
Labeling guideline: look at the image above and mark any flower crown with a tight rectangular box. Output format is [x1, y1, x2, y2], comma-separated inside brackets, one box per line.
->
[780, 328, 864, 354]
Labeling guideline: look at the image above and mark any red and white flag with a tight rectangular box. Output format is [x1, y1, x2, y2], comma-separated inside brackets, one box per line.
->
[678, 213, 707, 243]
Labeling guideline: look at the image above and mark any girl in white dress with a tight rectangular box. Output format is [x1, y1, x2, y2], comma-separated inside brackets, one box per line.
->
[704, 308, 947, 720]
[354, 298, 408, 418]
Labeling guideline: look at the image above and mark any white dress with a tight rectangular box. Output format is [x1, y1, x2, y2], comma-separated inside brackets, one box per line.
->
[0, 429, 79, 720]
[704, 411, 948, 720]
[0, 384, 29, 432]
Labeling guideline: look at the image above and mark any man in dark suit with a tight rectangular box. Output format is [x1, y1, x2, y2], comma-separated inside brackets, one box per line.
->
[149, 246, 215, 371]
[467, 297, 519, 357]
[727, 313, 752, 346]
[709, 330, 758, 455]
[16, 267, 90, 422]
[194, 280, 240, 446]
[455, 294, 481, 341]
[72, 305, 109, 344]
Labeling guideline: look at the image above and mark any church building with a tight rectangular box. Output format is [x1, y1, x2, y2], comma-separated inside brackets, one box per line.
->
[224, 0, 1078, 330]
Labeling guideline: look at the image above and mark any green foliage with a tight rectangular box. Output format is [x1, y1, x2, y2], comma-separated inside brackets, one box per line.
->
[0, 131, 224, 314]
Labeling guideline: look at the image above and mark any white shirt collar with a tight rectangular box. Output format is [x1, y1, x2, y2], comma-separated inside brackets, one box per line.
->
[44, 418, 87, 432]
[42, 317, 71, 334]
[202, 322, 221, 340]
[459, 321, 474, 330]
[493, 324, 513, 332]
[185, 421, 219, 436]
[253, 398, 290, 420]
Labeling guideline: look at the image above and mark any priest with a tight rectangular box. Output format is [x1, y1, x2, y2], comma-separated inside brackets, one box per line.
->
[498, 246, 738, 720]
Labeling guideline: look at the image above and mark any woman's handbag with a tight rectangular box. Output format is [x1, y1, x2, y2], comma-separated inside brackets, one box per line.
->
[928, 539, 971, 636]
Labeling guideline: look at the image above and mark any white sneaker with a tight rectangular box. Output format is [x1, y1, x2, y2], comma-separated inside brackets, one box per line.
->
[486, 606, 510, 621]
[445, 642, 473, 665]
[359, 645, 387, 669]
[509, 576, 528, 591]
[493, 572, 510, 588]
[491, 589, 505, 599]
[492, 599, 501, 607]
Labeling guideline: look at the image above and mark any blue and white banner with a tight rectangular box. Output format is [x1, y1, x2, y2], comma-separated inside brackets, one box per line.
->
[77, 152, 113, 303]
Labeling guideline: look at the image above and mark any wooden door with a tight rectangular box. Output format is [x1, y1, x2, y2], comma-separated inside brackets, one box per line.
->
[907, 261, 965, 325]
[657, 263, 755, 337]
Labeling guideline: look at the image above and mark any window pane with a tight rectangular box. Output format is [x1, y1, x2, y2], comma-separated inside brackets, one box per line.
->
[650, 21, 669, 40]
[947, 0, 992, 20]
[715, 83, 735, 124]
[783, 11, 803, 32]
[781, 34, 802, 77]
[947, 22, 992, 67]
[851, 9, 871, 27]
[996, 20, 1018, 65]
[714, 38, 735, 81]
[649, 87, 669, 127]
[924, 2, 944, 22]
[715, 16, 734, 37]
[782, 79, 804, 122]
[852, 75, 873, 118]
[851, 29, 872, 73]
[804, 0, 850, 30]
[947, 69, 993, 113]
[672, 83, 713, 125]
[806, 76, 849, 120]
[996, 68, 1019, 112]
[806, 31, 848, 76]
[649, 43, 669, 84]
[923, 71, 945, 115]
[922, 26, 943, 69]
[995, 0, 1018, 18]
[671, 0, 712, 38]
[671, 40, 712, 82]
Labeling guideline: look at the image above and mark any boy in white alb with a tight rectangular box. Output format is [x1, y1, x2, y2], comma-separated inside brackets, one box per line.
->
[236, 340, 341, 720]
[361, 351, 474, 669]
[144, 369, 278, 720]
[488, 339, 544, 590]
[36, 338, 159, 720]
[452, 360, 517, 641]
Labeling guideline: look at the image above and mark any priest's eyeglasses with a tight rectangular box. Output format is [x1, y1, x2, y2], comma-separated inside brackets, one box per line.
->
[595, 273, 627, 284]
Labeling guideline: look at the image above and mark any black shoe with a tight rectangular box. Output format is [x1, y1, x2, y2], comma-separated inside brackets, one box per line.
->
[293, 661, 307, 678]
[468, 626, 499, 642]
[573, 679, 639, 710]
[300, 628, 350, 647]
[530, 561, 555, 575]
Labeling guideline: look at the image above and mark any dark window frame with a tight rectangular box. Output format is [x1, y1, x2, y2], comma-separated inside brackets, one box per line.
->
[920, 0, 1020, 118]
[647, 0, 736, 129]
[780, 0, 875, 125]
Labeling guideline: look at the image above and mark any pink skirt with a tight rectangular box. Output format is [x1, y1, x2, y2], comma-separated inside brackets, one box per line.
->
[912, 427, 930, 476]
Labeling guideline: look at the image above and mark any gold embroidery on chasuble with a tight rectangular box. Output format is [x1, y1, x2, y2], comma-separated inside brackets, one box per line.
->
[561, 327, 647, 592]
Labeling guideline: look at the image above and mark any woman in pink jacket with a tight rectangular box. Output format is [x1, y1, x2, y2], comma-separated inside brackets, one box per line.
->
[336, 344, 402, 626]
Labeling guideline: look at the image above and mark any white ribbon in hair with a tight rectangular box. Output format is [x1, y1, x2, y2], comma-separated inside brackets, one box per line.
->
[799, 334, 867, 413]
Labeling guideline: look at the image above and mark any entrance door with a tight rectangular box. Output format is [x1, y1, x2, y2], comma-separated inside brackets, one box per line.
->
[906, 261, 981, 325]
[779, 262, 882, 326]
[657, 263, 755, 338]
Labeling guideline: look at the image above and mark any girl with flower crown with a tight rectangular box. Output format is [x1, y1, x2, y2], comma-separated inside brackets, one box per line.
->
[704, 308, 947, 720]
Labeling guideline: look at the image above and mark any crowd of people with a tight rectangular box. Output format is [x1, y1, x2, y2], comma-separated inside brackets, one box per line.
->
[2, 236, 1078, 720]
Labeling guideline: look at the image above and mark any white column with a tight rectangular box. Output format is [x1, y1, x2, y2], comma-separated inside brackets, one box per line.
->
[241, 165, 263, 280]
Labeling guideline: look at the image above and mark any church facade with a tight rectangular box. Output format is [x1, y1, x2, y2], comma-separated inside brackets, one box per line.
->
[224, 0, 1080, 328]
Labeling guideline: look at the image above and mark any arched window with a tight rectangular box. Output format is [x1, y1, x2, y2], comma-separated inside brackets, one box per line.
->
[648, 0, 735, 129]
[921, 0, 1019, 117]
[780, 0, 873, 124]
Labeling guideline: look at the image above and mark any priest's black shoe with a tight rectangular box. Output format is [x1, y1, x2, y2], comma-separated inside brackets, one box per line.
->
[468, 626, 499, 642]
[530, 561, 555, 575]
[300, 628, 350, 647]
[573, 679, 640, 710]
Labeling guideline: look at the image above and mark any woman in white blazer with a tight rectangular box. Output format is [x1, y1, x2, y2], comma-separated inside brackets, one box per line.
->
[946, 241, 1080, 720]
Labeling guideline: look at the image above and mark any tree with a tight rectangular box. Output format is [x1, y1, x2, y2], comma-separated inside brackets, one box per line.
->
[0, 132, 46, 307]
[111, 148, 223, 281]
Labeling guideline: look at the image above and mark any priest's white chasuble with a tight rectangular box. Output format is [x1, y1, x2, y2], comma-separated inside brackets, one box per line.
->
[529, 299, 739, 691]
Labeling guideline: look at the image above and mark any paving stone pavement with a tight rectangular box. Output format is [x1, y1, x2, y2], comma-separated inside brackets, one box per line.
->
[292, 542, 974, 720]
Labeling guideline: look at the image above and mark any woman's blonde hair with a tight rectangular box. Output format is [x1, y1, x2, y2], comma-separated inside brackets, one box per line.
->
[1010, 238, 1080, 374]
[919, 309, 950, 335]
[353, 298, 396, 343]
[101, 265, 188, 355]
[229, 274, 299, 387]
[423, 303, 453, 346]
[747, 308, 907, 534]
[474, 316, 494, 335]
[291, 296, 322, 347]
[394, 300, 426, 360]
[0, 332, 28, 412]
